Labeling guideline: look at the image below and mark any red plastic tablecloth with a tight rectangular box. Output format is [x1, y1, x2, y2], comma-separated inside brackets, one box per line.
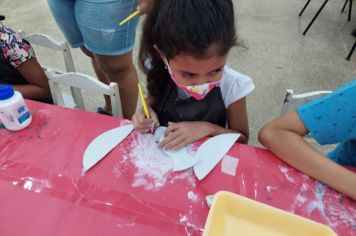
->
[0, 100, 355, 236]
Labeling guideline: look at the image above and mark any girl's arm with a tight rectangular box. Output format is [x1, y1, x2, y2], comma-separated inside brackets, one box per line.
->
[13, 57, 51, 100]
[160, 98, 249, 149]
[258, 110, 356, 200]
[193, 97, 249, 142]
[223, 97, 249, 143]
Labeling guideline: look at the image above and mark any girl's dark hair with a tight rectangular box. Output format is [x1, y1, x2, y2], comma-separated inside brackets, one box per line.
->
[139, 0, 237, 100]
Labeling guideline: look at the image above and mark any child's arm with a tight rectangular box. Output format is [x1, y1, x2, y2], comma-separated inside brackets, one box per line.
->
[225, 97, 249, 143]
[13, 57, 51, 100]
[160, 98, 249, 150]
[258, 110, 356, 200]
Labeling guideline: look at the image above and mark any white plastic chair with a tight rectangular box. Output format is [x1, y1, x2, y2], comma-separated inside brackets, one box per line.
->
[18, 31, 84, 108]
[281, 89, 332, 115]
[47, 70, 123, 117]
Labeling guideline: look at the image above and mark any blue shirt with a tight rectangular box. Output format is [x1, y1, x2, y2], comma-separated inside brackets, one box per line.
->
[296, 80, 356, 167]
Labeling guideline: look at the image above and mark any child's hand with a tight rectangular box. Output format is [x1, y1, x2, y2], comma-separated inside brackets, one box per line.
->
[160, 121, 213, 150]
[132, 107, 159, 133]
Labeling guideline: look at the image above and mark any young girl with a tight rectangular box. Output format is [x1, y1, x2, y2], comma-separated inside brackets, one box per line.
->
[132, 0, 255, 150]
[0, 17, 52, 103]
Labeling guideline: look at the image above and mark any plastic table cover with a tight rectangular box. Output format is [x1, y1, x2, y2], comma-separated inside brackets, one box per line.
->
[0, 100, 355, 236]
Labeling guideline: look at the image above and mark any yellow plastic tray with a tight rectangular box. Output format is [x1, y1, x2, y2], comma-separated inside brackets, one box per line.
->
[203, 191, 336, 236]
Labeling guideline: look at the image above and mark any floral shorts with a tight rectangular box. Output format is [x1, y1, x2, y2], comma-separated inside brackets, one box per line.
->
[0, 25, 35, 69]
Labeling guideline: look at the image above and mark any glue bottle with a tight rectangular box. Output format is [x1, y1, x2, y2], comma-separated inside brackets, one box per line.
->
[0, 85, 32, 131]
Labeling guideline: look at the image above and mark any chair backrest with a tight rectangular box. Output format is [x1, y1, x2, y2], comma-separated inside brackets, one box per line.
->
[47, 70, 123, 117]
[18, 31, 84, 108]
[281, 89, 332, 115]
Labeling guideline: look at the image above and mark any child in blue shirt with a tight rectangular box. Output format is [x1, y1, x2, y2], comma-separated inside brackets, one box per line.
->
[259, 80, 356, 200]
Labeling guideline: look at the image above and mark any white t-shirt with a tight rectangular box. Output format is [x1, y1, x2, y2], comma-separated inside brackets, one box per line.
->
[219, 66, 255, 108]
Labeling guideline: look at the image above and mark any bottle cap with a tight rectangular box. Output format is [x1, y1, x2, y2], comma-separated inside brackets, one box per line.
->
[0, 85, 15, 100]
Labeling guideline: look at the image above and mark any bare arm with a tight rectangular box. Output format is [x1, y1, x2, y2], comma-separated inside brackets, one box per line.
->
[13, 57, 51, 100]
[203, 97, 250, 143]
[225, 97, 249, 143]
[160, 97, 250, 149]
[258, 110, 356, 200]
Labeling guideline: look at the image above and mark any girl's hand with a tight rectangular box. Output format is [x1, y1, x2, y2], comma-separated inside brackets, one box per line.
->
[137, 0, 154, 14]
[132, 107, 159, 133]
[160, 121, 213, 150]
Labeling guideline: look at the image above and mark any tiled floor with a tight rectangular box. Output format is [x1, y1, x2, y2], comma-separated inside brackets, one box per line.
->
[1, 0, 355, 146]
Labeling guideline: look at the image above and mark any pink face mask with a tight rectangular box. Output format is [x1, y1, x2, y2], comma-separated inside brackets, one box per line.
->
[164, 57, 221, 100]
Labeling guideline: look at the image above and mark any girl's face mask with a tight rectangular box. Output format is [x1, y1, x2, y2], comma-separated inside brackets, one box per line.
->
[163, 57, 222, 100]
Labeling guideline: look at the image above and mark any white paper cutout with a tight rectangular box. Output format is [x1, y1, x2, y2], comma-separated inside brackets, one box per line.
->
[221, 155, 239, 176]
[170, 148, 198, 171]
[153, 126, 166, 143]
[193, 133, 240, 180]
[83, 124, 134, 172]
[154, 126, 197, 171]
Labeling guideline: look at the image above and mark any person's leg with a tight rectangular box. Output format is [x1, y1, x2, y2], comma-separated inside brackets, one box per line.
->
[81, 47, 112, 113]
[81, 46, 138, 118]
[94, 52, 138, 119]
[75, 0, 140, 118]
[91, 59, 113, 114]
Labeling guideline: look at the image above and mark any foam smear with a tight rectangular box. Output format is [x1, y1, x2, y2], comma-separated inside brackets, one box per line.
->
[121, 132, 196, 191]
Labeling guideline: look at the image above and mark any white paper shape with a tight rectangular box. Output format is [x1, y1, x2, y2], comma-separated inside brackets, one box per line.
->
[221, 155, 239, 176]
[154, 126, 197, 171]
[169, 148, 198, 171]
[153, 126, 166, 143]
[83, 124, 133, 172]
[193, 133, 240, 180]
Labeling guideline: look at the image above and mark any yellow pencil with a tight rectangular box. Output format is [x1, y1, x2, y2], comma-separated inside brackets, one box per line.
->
[138, 83, 150, 119]
[119, 10, 140, 26]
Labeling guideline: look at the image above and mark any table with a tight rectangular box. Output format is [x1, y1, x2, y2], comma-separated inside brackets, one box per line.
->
[0, 100, 355, 235]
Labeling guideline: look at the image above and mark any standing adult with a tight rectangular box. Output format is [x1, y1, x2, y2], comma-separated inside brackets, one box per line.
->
[47, 0, 153, 118]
